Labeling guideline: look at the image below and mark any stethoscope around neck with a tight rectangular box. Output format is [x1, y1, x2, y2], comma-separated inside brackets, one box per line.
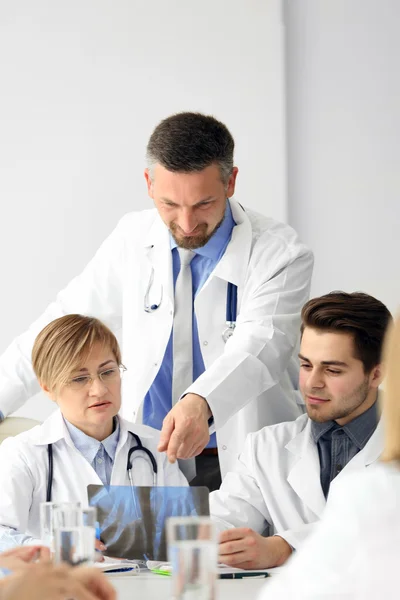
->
[144, 273, 238, 343]
[46, 432, 158, 502]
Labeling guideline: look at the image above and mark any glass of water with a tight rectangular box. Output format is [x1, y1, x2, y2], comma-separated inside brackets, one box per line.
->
[167, 516, 217, 600]
[40, 501, 80, 553]
[53, 505, 96, 566]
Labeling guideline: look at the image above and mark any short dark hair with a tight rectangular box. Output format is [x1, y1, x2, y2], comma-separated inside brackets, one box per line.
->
[301, 291, 392, 372]
[146, 112, 235, 184]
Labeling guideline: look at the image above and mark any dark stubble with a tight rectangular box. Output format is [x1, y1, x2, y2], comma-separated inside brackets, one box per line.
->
[169, 215, 225, 250]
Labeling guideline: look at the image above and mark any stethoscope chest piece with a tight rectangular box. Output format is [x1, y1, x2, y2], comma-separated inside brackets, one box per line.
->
[222, 323, 236, 342]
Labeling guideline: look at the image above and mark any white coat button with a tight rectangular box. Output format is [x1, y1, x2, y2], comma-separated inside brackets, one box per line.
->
[203, 340, 208, 346]
[154, 363, 158, 367]
[222, 445, 227, 450]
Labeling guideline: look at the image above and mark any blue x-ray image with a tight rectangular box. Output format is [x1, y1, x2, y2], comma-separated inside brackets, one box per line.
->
[87, 485, 209, 561]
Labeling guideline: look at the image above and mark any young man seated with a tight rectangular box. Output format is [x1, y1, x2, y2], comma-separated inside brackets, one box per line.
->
[210, 292, 391, 569]
[0, 314, 187, 550]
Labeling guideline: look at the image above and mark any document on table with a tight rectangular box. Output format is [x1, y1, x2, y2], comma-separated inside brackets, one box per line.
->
[94, 557, 141, 574]
[146, 561, 274, 577]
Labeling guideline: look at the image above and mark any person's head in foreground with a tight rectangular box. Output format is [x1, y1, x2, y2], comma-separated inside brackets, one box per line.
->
[144, 112, 238, 250]
[259, 311, 400, 600]
[33, 314, 124, 441]
[299, 290, 392, 424]
[380, 312, 400, 463]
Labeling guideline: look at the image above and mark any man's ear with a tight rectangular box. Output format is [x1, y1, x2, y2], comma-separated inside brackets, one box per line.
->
[226, 167, 239, 198]
[144, 169, 154, 198]
[370, 363, 384, 388]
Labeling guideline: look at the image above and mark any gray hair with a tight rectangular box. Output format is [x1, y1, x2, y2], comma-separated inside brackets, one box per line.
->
[146, 112, 235, 185]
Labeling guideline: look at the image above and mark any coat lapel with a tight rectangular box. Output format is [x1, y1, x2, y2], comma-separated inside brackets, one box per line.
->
[203, 199, 252, 290]
[333, 418, 384, 480]
[286, 420, 327, 518]
[286, 418, 384, 517]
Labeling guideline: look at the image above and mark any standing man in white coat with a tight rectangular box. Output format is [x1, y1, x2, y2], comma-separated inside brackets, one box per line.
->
[211, 292, 392, 568]
[0, 112, 313, 489]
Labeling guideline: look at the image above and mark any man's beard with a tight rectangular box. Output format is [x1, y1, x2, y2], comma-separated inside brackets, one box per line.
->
[170, 216, 224, 250]
[305, 376, 371, 423]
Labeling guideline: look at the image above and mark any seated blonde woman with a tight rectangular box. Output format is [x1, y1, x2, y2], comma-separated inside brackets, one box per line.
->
[0, 314, 188, 551]
[259, 313, 400, 600]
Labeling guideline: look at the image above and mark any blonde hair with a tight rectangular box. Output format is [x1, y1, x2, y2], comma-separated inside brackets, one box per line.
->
[381, 314, 400, 462]
[32, 314, 122, 392]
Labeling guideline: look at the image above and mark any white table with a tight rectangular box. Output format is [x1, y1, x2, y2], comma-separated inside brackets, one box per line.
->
[109, 572, 267, 600]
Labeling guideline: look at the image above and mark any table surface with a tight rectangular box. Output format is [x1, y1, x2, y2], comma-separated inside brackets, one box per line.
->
[109, 572, 268, 600]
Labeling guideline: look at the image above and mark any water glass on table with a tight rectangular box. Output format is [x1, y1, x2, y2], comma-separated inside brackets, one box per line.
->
[40, 501, 80, 554]
[167, 516, 218, 600]
[53, 505, 97, 566]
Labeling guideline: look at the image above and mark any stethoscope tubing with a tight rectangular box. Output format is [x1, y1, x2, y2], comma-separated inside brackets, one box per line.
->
[226, 282, 238, 324]
[46, 432, 158, 502]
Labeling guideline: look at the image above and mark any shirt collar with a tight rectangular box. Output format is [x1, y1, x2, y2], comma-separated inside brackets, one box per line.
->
[63, 416, 120, 464]
[311, 400, 378, 449]
[169, 199, 236, 260]
[342, 400, 378, 449]
[311, 419, 336, 443]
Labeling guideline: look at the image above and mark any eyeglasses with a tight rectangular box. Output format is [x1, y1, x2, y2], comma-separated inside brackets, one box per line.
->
[66, 365, 127, 391]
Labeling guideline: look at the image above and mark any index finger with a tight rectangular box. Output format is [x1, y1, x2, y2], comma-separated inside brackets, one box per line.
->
[166, 428, 186, 463]
[219, 528, 250, 543]
[158, 414, 175, 452]
[5, 547, 35, 560]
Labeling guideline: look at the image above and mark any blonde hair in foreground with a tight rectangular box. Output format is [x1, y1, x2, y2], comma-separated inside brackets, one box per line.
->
[381, 313, 400, 462]
[32, 314, 122, 392]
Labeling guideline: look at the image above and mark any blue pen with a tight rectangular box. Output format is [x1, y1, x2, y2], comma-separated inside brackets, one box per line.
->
[219, 572, 269, 579]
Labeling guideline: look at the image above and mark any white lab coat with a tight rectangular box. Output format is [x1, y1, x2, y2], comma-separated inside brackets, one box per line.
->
[210, 413, 384, 549]
[259, 462, 400, 600]
[0, 200, 313, 476]
[0, 409, 187, 545]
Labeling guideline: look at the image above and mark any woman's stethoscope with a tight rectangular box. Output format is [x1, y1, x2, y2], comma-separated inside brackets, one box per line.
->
[46, 432, 158, 502]
[144, 272, 238, 343]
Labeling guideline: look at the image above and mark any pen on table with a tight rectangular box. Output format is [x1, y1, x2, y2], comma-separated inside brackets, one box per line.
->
[219, 572, 269, 579]
[106, 567, 136, 573]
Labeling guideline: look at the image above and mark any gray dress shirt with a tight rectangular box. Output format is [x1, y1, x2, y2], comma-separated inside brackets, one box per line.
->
[311, 401, 378, 498]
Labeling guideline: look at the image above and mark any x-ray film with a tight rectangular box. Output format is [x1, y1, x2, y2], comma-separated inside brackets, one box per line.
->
[87, 485, 209, 561]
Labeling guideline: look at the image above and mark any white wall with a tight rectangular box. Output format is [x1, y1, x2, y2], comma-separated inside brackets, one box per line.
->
[285, 0, 400, 315]
[0, 0, 286, 419]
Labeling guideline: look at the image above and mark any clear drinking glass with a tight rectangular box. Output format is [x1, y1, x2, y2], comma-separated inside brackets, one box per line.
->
[167, 516, 217, 600]
[40, 501, 80, 553]
[53, 505, 96, 566]
[81, 507, 97, 564]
